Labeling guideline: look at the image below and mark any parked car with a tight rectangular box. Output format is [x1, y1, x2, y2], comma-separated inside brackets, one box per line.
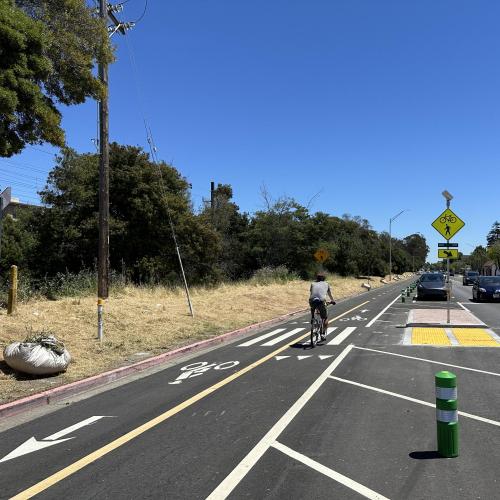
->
[472, 276, 500, 302]
[463, 271, 479, 285]
[417, 273, 447, 300]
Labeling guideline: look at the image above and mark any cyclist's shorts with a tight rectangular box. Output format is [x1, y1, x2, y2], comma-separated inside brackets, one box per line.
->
[309, 299, 327, 320]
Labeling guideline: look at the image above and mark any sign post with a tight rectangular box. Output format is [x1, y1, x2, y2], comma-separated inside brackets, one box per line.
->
[431, 191, 465, 324]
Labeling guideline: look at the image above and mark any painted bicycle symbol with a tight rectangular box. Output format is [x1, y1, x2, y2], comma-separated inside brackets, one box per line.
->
[168, 360, 240, 385]
[439, 215, 456, 223]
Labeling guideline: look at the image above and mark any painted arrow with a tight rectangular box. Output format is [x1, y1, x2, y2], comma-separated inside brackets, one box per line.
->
[0, 415, 114, 463]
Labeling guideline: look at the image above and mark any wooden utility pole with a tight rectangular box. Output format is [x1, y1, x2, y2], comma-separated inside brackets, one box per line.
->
[98, 0, 110, 301]
[210, 181, 215, 222]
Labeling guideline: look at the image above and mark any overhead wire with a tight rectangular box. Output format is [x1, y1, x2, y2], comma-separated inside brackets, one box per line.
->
[124, 29, 194, 315]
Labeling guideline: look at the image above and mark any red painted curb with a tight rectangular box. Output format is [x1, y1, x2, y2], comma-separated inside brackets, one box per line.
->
[0, 306, 309, 419]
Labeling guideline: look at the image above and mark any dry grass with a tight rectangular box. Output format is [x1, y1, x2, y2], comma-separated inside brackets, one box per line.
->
[0, 274, 411, 404]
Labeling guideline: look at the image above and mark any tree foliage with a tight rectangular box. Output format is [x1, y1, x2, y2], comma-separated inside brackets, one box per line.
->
[0, 0, 111, 156]
[486, 221, 500, 247]
[4, 145, 427, 289]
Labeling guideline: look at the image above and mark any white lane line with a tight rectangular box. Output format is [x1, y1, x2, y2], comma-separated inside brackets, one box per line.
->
[261, 328, 305, 346]
[206, 344, 354, 500]
[238, 328, 286, 347]
[329, 376, 500, 428]
[327, 327, 356, 345]
[352, 346, 500, 377]
[365, 295, 400, 327]
[271, 441, 389, 500]
[456, 302, 488, 325]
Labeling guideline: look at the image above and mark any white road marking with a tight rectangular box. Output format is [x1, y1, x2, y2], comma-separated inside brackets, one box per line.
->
[261, 328, 305, 346]
[271, 441, 389, 500]
[456, 302, 488, 325]
[297, 355, 312, 360]
[206, 345, 354, 499]
[237, 328, 286, 347]
[353, 346, 500, 377]
[365, 295, 400, 327]
[0, 416, 114, 463]
[327, 327, 357, 345]
[275, 356, 290, 361]
[330, 376, 500, 427]
[319, 355, 334, 360]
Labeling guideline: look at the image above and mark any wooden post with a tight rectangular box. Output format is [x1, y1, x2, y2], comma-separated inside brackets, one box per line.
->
[7, 265, 17, 315]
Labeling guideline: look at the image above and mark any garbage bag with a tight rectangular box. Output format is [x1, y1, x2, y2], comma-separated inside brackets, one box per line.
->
[3, 341, 71, 375]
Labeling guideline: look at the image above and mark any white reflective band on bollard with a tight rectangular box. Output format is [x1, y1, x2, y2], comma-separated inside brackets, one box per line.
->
[435, 386, 457, 400]
[436, 409, 458, 423]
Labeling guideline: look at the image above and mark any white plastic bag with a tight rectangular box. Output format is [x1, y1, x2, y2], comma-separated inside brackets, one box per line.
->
[3, 341, 71, 375]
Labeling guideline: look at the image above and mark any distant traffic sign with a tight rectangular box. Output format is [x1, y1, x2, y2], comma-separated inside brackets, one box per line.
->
[438, 242, 459, 247]
[438, 249, 459, 259]
[314, 249, 329, 263]
[431, 208, 465, 240]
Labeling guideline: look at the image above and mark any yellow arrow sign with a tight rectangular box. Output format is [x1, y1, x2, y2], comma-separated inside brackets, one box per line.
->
[431, 208, 465, 240]
[438, 248, 459, 259]
[314, 248, 329, 263]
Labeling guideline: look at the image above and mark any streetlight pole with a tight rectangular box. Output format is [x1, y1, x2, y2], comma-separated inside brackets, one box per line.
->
[389, 209, 408, 281]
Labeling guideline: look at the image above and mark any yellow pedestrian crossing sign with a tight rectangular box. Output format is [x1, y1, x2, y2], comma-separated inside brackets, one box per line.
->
[431, 208, 465, 240]
[438, 248, 459, 259]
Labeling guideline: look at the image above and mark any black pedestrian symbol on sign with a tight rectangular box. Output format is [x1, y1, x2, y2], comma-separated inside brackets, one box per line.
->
[445, 250, 452, 257]
[445, 224, 451, 236]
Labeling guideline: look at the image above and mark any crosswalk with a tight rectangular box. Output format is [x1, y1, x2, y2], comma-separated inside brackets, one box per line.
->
[237, 326, 358, 347]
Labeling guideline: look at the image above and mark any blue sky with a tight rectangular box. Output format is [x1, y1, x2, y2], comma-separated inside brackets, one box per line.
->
[2, 0, 500, 261]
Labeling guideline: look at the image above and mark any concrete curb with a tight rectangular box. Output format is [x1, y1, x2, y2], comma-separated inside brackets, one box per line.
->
[0, 306, 310, 419]
[406, 322, 487, 328]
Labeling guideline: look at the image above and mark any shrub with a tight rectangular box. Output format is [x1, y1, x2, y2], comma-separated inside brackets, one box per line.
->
[250, 265, 298, 285]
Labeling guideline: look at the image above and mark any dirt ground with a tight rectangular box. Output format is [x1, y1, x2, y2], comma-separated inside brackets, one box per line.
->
[0, 274, 412, 404]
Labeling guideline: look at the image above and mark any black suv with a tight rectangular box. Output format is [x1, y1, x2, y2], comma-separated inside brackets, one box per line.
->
[463, 271, 479, 285]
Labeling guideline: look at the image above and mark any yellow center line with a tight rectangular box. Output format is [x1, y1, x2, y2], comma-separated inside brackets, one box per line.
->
[12, 301, 369, 499]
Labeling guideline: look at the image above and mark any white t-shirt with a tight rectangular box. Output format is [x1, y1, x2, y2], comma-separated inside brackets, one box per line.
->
[310, 281, 331, 301]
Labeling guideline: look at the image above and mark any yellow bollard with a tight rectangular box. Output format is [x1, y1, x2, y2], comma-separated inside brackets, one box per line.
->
[7, 265, 18, 315]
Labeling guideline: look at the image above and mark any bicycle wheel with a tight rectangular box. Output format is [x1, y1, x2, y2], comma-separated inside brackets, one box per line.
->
[311, 313, 320, 347]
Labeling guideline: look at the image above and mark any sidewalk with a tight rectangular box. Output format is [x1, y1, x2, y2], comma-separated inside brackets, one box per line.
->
[406, 308, 486, 328]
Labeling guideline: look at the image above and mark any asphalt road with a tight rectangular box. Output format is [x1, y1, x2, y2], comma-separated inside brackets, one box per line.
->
[1, 276, 500, 500]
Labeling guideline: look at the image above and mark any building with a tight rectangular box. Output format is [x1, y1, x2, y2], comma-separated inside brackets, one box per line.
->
[482, 260, 499, 276]
[1, 187, 39, 219]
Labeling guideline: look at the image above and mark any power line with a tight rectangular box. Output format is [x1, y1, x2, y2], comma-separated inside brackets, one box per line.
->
[124, 32, 194, 317]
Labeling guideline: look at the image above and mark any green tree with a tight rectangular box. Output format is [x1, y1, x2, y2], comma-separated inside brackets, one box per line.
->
[469, 245, 489, 272]
[402, 233, 429, 270]
[0, 0, 111, 156]
[199, 184, 251, 279]
[32, 144, 220, 284]
[487, 242, 500, 273]
[486, 221, 500, 247]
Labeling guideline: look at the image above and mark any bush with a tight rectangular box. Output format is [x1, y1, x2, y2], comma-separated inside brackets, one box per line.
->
[250, 266, 298, 285]
[0, 269, 127, 303]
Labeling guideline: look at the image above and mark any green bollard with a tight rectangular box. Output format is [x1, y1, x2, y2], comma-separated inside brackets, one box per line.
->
[435, 371, 459, 458]
[406, 288, 410, 297]
[401, 291, 405, 303]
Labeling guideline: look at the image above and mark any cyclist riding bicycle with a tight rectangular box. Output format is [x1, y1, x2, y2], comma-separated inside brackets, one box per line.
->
[309, 272, 335, 340]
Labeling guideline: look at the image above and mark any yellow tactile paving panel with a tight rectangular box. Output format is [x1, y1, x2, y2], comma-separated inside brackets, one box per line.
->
[412, 328, 450, 345]
[452, 328, 500, 347]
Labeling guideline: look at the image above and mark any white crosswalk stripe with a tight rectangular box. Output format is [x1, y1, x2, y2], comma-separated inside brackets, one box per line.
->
[237, 328, 286, 347]
[327, 327, 357, 345]
[261, 328, 306, 346]
[238, 325, 356, 348]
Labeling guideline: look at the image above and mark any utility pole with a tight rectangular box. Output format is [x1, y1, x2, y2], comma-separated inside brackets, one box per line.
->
[97, 2, 134, 340]
[98, 0, 110, 305]
[210, 181, 215, 223]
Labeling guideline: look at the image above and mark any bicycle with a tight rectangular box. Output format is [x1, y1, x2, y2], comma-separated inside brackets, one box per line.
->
[439, 215, 456, 223]
[310, 300, 335, 347]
